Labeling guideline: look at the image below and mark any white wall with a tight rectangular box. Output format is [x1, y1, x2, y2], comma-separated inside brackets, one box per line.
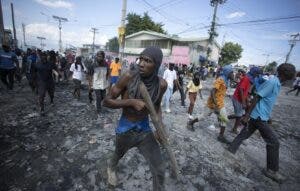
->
[125, 33, 220, 63]
[127, 33, 167, 41]
[124, 47, 171, 56]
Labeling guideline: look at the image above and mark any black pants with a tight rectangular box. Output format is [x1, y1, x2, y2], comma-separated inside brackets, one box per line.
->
[179, 87, 185, 106]
[108, 131, 165, 191]
[38, 81, 55, 111]
[173, 86, 185, 106]
[94, 89, 106, 113]
[0, 68, 15, 90]
[287, 85, 300, 96]
[15, 67, 23, 83]
[229, 118, 279, 171]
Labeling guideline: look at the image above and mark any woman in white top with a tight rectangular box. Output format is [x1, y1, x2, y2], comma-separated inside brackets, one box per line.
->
[70, 56, 86, 99]
[92, 51, 110, 114]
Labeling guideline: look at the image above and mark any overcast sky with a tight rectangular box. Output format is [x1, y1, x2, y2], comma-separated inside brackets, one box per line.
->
[2, 0, 300, 69]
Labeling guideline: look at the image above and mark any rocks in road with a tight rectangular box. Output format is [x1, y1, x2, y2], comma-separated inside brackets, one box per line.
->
[0, 79, 299, 191]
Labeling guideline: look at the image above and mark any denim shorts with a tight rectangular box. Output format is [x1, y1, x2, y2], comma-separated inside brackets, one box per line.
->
[232, 97, 245, 117]
[110, 76, 119, 84]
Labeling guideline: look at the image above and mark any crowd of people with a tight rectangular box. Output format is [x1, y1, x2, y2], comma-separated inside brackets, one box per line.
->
[0, 43, 298, 190]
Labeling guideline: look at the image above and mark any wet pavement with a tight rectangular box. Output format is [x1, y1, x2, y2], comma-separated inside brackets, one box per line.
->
[0, 78, 299, 191]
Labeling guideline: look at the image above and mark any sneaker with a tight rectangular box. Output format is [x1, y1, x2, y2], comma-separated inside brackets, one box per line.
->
[188, 114, 194, 120]
[186, 123, 195, 131]
[227, 145, 237, 154]
[107, 166, 117, 186]
[262, 168, 286, 184]
[217, 135, 230, 144]
[165, 109, 171, 113]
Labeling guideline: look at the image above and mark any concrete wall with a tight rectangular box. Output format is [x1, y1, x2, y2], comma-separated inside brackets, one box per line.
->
[187, 41, 220, 65]
[124, 47, 171, 56]
[124, 33, 220, 65]
[127, 33, 167, 40]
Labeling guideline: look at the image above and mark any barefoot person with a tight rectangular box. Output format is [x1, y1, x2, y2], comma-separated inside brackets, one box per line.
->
[187, 65, 234, 144]
[228, 63, 296, 183]
[103, 46, 167, 190]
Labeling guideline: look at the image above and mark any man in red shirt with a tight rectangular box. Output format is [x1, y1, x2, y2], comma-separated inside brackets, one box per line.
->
[230, 69, 251, 133]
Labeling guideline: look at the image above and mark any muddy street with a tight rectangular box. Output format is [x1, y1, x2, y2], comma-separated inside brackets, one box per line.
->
[0, 79, 300, 191]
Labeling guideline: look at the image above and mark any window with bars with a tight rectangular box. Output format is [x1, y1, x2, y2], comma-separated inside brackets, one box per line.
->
[126, 40, 169, 49]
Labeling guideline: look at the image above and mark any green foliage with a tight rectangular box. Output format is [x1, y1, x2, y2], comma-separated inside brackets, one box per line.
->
[264, 61, 278, 74]
[219, 42, 243, 66]
[106, 37, 119, 52]
[125, 13, 166, 36]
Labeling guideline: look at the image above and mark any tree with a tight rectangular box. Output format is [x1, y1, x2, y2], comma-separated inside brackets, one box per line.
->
[106, 37, 119, 52]
[264, 61, 278, 74]
[219, 42, 243, 66]
[125, 12, 166, 36]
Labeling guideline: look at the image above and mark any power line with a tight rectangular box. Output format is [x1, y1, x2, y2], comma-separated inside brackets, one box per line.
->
[227, 1, 257, 22]
[225, 29, 287, 65]
[218, 15, 300, 27]
[139, 0, 190, 26]
[176, 15, 300, 34]
[146, 0, 184, 12]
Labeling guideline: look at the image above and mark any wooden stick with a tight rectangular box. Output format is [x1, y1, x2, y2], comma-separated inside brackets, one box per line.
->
[139, 82, 179, 179]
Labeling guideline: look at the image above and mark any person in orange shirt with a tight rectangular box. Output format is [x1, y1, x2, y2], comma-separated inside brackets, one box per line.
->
[187, 65, 234, 143]
[110, 57, 121, 86]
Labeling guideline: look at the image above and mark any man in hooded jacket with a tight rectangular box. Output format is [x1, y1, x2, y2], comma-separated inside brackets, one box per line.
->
[103, 46, 167, 190]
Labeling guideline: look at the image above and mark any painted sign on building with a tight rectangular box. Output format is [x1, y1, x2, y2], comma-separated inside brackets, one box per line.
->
[169, 46, 190, 65]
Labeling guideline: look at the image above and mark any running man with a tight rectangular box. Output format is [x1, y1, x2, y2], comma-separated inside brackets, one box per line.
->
[228, 63, 296, 183]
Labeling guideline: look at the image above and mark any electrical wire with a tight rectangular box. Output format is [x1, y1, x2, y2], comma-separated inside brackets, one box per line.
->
[176, 15, 300, 34]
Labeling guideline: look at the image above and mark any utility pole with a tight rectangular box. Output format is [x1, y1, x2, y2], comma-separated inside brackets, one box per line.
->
[90, 27, 98, 54]
[285, 33, 300, 63]
[0, 0, 4, 45]
[22, 23, 26, 46]
[262, 53, 270, 72]
[37, 36, 46, 49]
[263, 53, 270, 66]
[118, 0, 127, 61]
[52, 15, 68, 53]
[206, 0, 226, 65]
[221, 33, 226, 47]
[11, 3, 17, 48]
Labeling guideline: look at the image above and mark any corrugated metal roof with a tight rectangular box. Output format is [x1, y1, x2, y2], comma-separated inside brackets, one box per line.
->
[125, 30, 221, 48]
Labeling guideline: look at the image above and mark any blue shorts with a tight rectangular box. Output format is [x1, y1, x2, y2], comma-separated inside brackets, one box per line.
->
[111, 76, 119, 84]
[232, 97, 245, 117]
[116, 115, 151, 134]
